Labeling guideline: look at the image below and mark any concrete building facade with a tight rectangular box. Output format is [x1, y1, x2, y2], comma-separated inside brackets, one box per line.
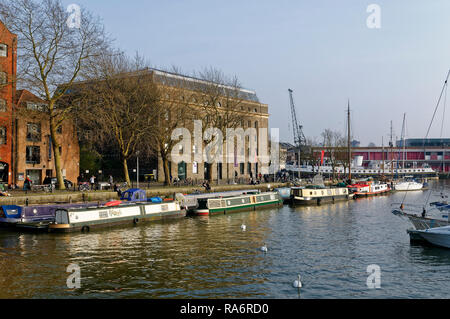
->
[151, 69, 270, 183]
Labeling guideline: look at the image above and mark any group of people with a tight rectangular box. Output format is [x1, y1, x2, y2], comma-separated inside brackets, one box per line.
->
[77, 174, 114, 190]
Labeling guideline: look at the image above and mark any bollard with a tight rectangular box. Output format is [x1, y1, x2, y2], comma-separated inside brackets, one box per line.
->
[26, 198, 29, 206]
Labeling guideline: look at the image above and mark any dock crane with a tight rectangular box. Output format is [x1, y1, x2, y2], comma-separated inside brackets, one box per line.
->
[288, 89, 307, 149]
[288, 89, 307, 176]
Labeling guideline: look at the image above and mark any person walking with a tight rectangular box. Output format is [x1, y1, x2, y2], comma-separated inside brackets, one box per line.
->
[23, 176, 32, 191]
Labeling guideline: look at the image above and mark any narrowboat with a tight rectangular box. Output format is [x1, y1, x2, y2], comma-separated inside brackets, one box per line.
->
[192, 191, 282, 216]
[49, 200, 185, 232]
[176, 189, 260, 211]
[290, 186, 353, 206]
[0, 203, 95, 230]
[347, 181, 390, 198]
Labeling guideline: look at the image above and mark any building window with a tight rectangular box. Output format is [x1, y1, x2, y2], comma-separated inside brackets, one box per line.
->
[0, 44, 7, 57]
[247, 162, 251, 175]
[26, 102, 47, 112]
[26, 146, 41, 164]
[240, 163, 244, 174]
[26, 122, 41, 142]
[0, 99, 5, 112]
[0, 126, 6, 145]
[0, 72, 7, 85]
[193, 161, 198, 174]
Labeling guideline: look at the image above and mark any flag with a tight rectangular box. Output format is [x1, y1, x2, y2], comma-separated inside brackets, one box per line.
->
[320, 150, 325, 165]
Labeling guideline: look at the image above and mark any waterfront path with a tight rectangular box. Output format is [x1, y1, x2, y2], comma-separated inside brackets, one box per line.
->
[0, 182, 289, 206]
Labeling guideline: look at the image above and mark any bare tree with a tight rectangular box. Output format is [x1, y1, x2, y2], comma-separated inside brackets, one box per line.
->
[193, 67, 245, 183]
[0, 0, 108, 189]
[73, 52, 160, 185]
[149, 66, 195, 186]
[321, 129, 346, 179]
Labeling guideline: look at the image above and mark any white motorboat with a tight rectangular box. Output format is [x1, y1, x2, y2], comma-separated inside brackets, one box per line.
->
[394, 181, 423, 191]
[408, 226, 450, 248]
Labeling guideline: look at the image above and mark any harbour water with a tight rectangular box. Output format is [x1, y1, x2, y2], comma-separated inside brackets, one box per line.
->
[1, 181, 449, 299]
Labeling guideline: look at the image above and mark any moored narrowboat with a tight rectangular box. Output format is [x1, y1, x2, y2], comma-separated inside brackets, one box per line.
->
[348, 181, 390, 198]
[192, 192, 282, 216]
[49, 200, 185, 232]
[290, 186, 353, 206]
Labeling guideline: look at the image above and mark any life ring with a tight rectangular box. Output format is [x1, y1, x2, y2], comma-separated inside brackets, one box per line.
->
[133, 218, 139, 224]
[81, 226, 90, 232]
[105, 200, 122, 207]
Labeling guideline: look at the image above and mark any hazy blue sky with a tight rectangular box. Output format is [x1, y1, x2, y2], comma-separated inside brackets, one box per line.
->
[63, 0, 450, 146]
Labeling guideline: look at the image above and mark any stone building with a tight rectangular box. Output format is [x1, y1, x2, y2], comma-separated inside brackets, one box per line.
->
[151, 68, 270, 183]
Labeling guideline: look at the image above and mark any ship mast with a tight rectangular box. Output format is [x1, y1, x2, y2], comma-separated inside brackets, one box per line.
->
[347, 100, 352, 181]
[390, 121, 394, 178]
[402, 113, 406, 169]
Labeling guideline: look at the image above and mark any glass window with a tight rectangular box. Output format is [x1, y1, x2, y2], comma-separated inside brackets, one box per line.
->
[26, 123, 41, 142]
[0, 126, 6, 145]
[0, 44, 7, 57]
[0, 72, 7, 85]
[26, 146, 41, 164]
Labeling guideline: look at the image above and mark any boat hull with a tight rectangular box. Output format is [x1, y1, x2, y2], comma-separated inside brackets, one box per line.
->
[192, 192, 282, 216]
[408, 227, 450, 248]
[49, 202, 186, 232]
[291, 194, 352, 206]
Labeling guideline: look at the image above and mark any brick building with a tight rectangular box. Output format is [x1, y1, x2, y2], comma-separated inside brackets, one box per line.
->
[13, 89, 80, 186]
[0, 20, 80, 188]
[0, 21, 17, 185]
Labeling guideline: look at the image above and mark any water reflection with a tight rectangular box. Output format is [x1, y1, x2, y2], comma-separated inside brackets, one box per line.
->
[0, 180, 449, 298]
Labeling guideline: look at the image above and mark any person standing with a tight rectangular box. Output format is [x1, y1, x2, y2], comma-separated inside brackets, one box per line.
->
[90, 175, 96, 190]
[109, 175, 113, 189]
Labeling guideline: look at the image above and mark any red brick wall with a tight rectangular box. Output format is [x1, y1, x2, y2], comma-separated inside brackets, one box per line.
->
[0, 21, 17, 184]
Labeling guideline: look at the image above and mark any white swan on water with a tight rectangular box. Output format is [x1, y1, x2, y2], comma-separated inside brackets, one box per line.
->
[241, 224, 246, 231]
[293, 274, 302, 288]
[260, 243, 268, 252]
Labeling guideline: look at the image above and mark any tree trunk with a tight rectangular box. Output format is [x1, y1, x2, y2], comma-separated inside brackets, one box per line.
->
[49, 107, 65, 190]
[123, 158, 131, 185]
[163, 157, 170, 186]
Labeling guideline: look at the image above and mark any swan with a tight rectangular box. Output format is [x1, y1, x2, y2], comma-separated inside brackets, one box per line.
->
[293, 274, 302, 288]
[241, 224, 246, 231]
[260, 243, 268, 252]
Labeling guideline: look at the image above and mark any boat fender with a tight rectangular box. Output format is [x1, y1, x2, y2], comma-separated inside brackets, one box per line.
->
[133, 218, 139, 224]
[81, 226, 90, 232]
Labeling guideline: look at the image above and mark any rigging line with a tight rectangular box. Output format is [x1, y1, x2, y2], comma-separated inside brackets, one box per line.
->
[424, 69, 450, 140]
[439, 81, 447, 138]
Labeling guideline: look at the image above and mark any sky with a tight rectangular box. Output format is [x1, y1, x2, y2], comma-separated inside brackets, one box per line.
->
[62, 0, 450, 146]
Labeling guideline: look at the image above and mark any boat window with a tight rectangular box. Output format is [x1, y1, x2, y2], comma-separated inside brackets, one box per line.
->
[55, 209, 69, 224]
